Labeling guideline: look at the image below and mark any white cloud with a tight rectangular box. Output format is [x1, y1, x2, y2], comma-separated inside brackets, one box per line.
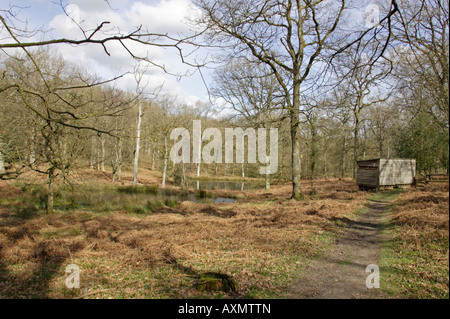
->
[125, 0, 201, 34]
[63, 0, 132, 13]
[0, 1, 207, 104]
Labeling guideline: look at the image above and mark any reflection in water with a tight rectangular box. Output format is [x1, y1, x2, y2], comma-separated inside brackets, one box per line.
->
[190, 179, 264, 191]
[58, 188, 236, 208]
[111, 189, 236, 204]
[56, 179, 269, 212]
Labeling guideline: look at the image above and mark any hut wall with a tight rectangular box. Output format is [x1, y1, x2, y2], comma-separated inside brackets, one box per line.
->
[356, 158, 416, 188]
[379, 159, 416, 186]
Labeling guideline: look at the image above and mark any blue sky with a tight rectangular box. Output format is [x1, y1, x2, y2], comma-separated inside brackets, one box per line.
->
[1, 0, 386, 107]
[0, 0, 211, 105]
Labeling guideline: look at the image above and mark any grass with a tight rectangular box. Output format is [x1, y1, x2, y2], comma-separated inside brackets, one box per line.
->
[0, 177, 372, 298]
[117, 185, 159, 195]
[377, 184, 449, 299]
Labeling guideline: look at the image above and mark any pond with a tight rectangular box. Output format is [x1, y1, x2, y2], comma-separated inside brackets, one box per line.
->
[53, 185, 236, 213]
[189, 179, 266, 191]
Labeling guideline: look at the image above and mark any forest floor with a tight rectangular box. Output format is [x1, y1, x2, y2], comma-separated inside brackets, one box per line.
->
[0, 168, 448, 299]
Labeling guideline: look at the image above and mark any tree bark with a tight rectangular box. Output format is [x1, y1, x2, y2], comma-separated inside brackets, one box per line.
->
[90, 135, 95, 169]
[29, 130, 36, 167]
[353, 100, 361, 180]
[162, 136, 168, 188]
[100, 134, 105, 172]
[47, 168, 55, 213]
[133, 100, 143, 185]
[291, 80, 303, 200]
[117, 138, 122, 181]
[0, 142, 5, 174]
[265, 173, 270, 191]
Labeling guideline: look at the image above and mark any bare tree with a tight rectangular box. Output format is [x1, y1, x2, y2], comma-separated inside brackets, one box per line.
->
[132, 65, 152, 186]
[0, 48, 130, 210]
[194, 0, 399, 199]
[391, 0, 449, 131]
[0, 2, 201, 188]
[333, 46, 392, 179]
[212, 58, 283, 190]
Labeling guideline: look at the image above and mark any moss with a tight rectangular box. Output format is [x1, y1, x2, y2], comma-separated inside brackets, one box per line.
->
[194, 272, 238, 293]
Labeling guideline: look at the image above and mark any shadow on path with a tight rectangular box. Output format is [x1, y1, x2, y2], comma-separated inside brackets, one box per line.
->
[285, 191, 401, 299]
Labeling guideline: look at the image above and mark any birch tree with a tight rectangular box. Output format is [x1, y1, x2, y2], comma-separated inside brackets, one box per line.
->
[132, 66, 151, 186]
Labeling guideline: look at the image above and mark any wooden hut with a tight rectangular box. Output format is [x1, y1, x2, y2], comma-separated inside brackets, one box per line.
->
[356, 158, 416, 189]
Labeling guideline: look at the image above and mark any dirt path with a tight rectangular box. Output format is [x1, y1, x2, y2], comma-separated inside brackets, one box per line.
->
[286, 191, 400, 299]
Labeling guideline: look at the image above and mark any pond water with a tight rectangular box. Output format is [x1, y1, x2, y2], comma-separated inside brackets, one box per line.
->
[54, 186, 236, 212]
[53, 179, 272, 212]
[189, 179, 266, 191]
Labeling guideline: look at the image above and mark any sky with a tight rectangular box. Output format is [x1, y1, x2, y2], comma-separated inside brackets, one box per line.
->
[0, 0, 212, 105]
[0, 0, 387, 107]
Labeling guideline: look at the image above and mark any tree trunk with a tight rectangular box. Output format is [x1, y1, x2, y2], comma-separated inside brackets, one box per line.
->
[310, 119, 318, 180]
[47, 169, 55, 213]
[162, 136, 168, 188]
[47, 191, 54, 213]
[90, 135, 95, 169]
[111, 159, 117, 182]
[29, 131, 36, 167]
[181, 163, 187, 187]
[111, 137, 121, 182]
[133, 101, 143, 185]
[353, 96, 362, 180]
[117, 138, 122, 181]
[100, 134, 105, 172]
[0, 142, 5, 174]
[196, 124, 201, 177]
[265, 173, 270, 191]
[97, 142, 101, 171]
[291, 80, 303, 200]
[353, 115, 360, 180]
[152, 144, 156, 170]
